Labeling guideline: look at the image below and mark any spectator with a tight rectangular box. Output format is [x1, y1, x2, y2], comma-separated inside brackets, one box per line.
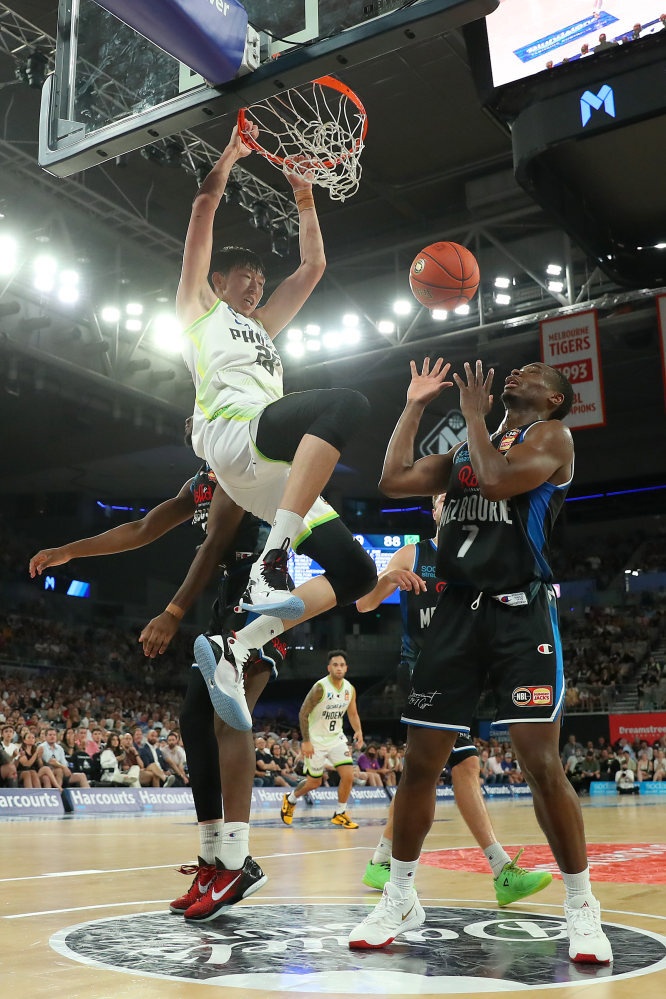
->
[132, 727, 145, 752]
[17, 731, 59, 789]
[561, 733, 583, 766]
[615, 766, 639, 795]
[503, 751, 524, 785]
[61, 728, 97, 782]
[0, 744, 18, 788]
[579, 749, 601, 792]
[254, 736, 288, 787]
[119, 732, 157, 787]
[161, 731, 189, 786]
[1, 723, 19, 762]
[139, 729, 176, 787]
[565, 748, 586, 793]
[598, 749, 620, 781]
[40, 727, 89, 789]
[652, 749, 666, 781]
[580, 43, 590, 57]
[485, 749, 508, 785]
[594, 32, 617, 51]
[385, 744, 403, 784]
[271, 743, 299, 787]
[632, 23, 642, 41]
[356, 745, 384, 787]
[99, 732, 140, 787]
[86, 727, 105, 757]
[636, 749, 653, 781]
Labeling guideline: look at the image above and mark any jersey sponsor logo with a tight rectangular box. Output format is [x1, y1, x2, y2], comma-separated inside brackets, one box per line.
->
[436, 581, 446, 592]
[441, 495, 513, 526]
[537, 643, 554, 654]
[407, 689, 441, 710]
[52, 903, 663, 989]
[458, 464, 478, 488]
[344, 690, 350, 700]
[512, 685, 553, 707]
[497, 429, 521, 453]
[193, 482, 213, 505]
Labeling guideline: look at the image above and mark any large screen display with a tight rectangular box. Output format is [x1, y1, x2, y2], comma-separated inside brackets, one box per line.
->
[487, 1, 665, 88]
[288, 533, 421, 606]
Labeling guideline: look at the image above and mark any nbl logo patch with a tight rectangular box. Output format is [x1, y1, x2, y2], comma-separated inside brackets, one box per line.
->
[512, 685, 553, 707]
[497, 429, 521, 453]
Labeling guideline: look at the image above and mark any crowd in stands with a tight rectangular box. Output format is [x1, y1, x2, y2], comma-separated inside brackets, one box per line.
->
[544, 14, 666, 71]
[561, 732, 666, 796]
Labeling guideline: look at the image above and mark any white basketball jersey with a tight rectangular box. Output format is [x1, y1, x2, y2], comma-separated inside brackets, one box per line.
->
[181, 299, 283, 442]
[308, 676, 354, 748]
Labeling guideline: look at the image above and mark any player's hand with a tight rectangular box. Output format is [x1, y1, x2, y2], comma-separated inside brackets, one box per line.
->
[139, 611, 180, 658]
[385, 569, 427, 594]
[29, 547, 70, 577]
[353, 731, 364, 748]
[453, 360, 494, 420]
[302, 740, 314, 758]
[407, 357, 453, 407]
[229, 119, 258, 159]
[284, 154, 315, 191]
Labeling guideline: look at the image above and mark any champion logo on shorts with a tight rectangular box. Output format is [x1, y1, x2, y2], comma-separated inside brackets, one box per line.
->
[512, 685, 553, 707]
[537, 643, 553, 655]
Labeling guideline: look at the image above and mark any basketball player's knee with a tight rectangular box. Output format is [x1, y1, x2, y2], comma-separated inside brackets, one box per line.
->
[311, 388, 370, 451]
[326, 547, 377, 606]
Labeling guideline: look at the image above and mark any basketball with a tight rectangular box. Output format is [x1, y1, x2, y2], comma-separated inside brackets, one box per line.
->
[409, 241, 480, 310]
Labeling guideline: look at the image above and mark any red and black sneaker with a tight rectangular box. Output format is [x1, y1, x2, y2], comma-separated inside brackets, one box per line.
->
[184, 856, 267, 922]
[170, 857, 217, 914]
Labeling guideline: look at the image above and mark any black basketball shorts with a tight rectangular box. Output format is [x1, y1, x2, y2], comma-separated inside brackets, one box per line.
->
[450, 733, 478, 767]
[401, 583, 564, 732]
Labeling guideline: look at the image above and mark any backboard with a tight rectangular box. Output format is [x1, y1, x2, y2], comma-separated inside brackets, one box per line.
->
[39, 0, 498, 177]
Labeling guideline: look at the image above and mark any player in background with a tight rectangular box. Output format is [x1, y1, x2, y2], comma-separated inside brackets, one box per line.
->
[356, 492, 552, 902]
[280, 650, 363, 829]
[348, 358, 612, 966]
[178, 121, 376, 729]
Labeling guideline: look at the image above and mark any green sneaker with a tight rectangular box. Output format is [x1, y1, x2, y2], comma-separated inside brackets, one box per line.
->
[494, 848, 553, 907]
[362, 860, 391, 891]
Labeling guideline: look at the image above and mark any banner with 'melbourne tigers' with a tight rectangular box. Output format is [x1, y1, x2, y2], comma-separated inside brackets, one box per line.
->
[540, 309, 605, 430]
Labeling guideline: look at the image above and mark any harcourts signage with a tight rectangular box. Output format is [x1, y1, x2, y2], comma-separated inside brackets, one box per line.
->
[65, 788, 143, 813]
[0, 788, 64, 817]
[138, 787, 194, 811]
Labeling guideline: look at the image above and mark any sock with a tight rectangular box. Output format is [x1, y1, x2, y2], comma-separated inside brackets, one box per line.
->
[199, 820, 223, 865]
[372, 835, 393, 866]
[262, 509, 303, 555]
[484, 843, 512, 879]
[390, 856, 419, 897]
[236, 615, 284, 651]
[334, 802, 349, 816]
[562, 867, 593, 905]
[217, 821, 249, 871]
[287, 790, 298, 805]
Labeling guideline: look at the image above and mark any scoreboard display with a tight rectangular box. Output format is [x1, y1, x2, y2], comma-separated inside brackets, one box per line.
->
[288, 533, 421, 606]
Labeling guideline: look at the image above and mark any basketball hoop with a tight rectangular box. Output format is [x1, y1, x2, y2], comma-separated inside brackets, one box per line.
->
[237, 76, 367, 202]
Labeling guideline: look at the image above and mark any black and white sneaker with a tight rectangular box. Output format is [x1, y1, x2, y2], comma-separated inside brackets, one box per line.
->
[184, 856, 268, 921]
[193, 632, 274, 731]
[239, 545, 305, 620]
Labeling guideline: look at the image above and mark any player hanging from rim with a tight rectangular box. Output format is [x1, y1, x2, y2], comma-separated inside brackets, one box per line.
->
[348, 358, 612, 966]
[178, 120, 376, 731]
[355, 492, 552, 903]
[280, 650, 363, 830]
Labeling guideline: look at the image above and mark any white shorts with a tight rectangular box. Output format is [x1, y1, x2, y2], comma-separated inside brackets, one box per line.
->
[304, 734, 353, 777]
[200, 412, 338, 546]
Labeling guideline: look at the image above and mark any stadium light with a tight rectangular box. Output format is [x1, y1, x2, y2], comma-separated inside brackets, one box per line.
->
[101, 306, 121, 323]
[58, 286, 80, 304]
[126, 302, 143, 316]
[305, 323, 320, 336]
[287, 327, 302, 341]
[495, 293, 512, 306]
[305, 339, 321, 352]
[125, 318, 142, 332]
[454, 304, 470, 315]
[0, 235, 19, 276]
[494, 276, 511, 289]
[393, 299, 412, 316]
[548, 280, 565, 293]
[431, 309, 448, 321]
[342, 313, 359, 327]
[33, 255, 57, 292]
[323, 330, 342, 349]
[342, 327, 360, 345]
[377, 319, 395, 335]
[546, 263, 562, 276]
[153, 314, 182, 353]
[286, 341, 304, 358]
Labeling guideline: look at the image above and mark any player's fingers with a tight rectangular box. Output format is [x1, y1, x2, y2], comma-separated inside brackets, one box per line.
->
[431, 357, 444, 376]
[484, 368, 494, 393]
[476, 358, 484, 384]
[422, 356, 430, 376]
[452, 372, 464, 389]
[463, 361, 473, 385]
[409, 360, 417, 377]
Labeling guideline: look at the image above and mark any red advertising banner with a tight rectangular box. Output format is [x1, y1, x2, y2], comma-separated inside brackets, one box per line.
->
[609, 713, 666, 747]
[657, 294, 666, 410]
[540, 309, 605, 429]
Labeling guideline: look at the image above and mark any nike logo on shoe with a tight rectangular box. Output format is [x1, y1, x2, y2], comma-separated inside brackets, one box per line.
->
[211, 872, 242, 901]
[198, 879, 214, 893]
[402, 902, 415, 921]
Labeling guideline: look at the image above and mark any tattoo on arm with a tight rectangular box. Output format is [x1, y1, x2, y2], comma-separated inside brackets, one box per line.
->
[298, 682, 324, 740]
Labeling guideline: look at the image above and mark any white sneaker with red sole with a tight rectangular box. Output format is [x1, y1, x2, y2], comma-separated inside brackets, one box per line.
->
[348, 881, 424, 949]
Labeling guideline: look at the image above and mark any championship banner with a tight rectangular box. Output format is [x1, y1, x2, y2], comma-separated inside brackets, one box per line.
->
[609, 712, 666, 747]
[540, 310, 605, 429]
[657, 294, 666, 409]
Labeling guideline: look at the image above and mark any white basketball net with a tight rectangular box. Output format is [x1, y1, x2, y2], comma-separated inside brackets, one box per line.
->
[240, 79, 367, 202]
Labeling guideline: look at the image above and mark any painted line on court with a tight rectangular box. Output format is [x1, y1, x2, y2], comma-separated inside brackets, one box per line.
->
[0, 845, 368, 884]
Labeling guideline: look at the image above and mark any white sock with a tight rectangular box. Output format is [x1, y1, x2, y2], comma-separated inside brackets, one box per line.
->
[199, 820, 223, 864]
[218, 821, 249, 871]
[372, 835, 392, 866]
[236, 615, 284, 651]
[484, 843, 512, 879]
[562, 867, 593, 905]
[287, 790, 298, 805]
[390, 856, 419, 897]
[334, 802, 349, 816]
[262, 509, 303, 555]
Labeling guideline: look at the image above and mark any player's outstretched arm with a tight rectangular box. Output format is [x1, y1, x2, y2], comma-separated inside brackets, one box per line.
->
[346, 688, 364, 749]
[380, 358, 457, 498]
[455, 360, 573, 500]
[298, 681, 325, 757]
[139, 485, 245, 658]
[28, 483, 196, 578]
[253, 161, 325, 338]
[176, 121, 258, 327]
[356, 544, 425, 612]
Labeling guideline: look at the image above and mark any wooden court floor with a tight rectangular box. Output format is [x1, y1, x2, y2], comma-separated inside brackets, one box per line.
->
[2, 797, 666, 998]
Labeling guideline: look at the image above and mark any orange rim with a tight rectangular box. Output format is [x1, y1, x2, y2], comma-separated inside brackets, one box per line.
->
[237, 76, 368, 170]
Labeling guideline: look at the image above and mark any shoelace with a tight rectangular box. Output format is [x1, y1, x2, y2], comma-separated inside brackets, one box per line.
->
[567, 902, 600, 936]
[177, 864, 199, 876]
[502, 848, 529, 877]
[365, 885, 407, 923]
[260, 549, 290, 590]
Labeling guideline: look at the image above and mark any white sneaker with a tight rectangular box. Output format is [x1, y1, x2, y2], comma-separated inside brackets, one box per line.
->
[565, 897, 613, 964]
[348, 882, 425, 949]
[239, 546, 305, 620]
[193, 633, 273, 731]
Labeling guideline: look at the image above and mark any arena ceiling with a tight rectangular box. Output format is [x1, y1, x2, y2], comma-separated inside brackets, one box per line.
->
[0, 3, 665, 510]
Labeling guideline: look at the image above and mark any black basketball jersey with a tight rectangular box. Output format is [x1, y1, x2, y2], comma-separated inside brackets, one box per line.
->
[436, 422, 571, 593]
[400, 539, 441, 672]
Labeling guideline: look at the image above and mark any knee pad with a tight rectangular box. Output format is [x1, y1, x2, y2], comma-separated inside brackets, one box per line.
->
[300, 517, 377, 606]
[310, 388, 370, 452]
